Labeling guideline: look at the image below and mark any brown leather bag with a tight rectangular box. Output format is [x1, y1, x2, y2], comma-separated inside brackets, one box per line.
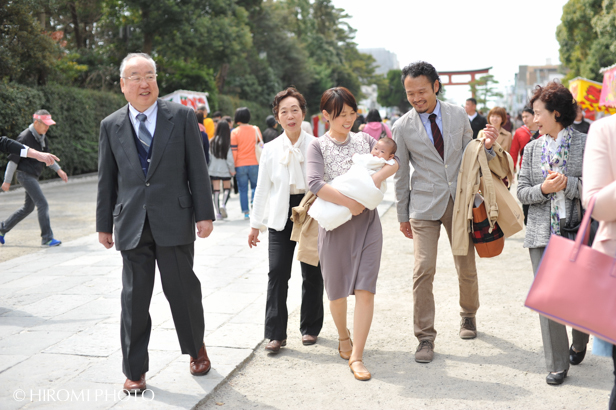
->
[472, 195, 505, 258]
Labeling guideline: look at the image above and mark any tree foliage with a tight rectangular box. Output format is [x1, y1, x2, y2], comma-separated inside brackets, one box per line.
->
[1, 0, 378, 119]
[468, 75, 503, 113]
[557, 0, 616, 82]
[377, 70, 410, 112]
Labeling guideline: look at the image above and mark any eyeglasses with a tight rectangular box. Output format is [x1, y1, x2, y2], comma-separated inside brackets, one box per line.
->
[122, 74, 157, 83]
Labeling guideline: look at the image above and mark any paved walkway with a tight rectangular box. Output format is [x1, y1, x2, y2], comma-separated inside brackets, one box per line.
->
[0, 178, 395, 409]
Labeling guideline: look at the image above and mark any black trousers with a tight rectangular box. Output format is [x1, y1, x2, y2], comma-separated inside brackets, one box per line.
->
[120, 217, 204, 381]
[265, 194, 324, 340]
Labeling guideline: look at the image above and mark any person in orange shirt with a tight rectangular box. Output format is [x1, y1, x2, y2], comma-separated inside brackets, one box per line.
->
[231, 107, 263, 219]
[197, 104, 216, 140]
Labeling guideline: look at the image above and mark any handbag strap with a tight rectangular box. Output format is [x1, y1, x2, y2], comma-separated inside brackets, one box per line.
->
[570, 196, 596, 261]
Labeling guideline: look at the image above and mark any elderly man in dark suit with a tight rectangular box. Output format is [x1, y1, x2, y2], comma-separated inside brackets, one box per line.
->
[96, 53, 216, 394]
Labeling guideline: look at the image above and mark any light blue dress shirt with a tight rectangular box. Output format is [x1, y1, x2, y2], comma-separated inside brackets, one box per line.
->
[418, 100, 443, 144]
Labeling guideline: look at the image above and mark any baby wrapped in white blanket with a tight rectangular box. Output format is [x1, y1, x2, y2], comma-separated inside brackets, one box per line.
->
[309, 138, 396, 231]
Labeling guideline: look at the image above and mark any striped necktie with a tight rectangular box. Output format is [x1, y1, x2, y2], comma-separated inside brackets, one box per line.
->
[136, 113, 152, 149]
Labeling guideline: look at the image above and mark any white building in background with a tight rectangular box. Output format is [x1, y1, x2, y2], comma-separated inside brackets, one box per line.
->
[359, 48, 400, 76]
[358, 48, 400, 115]
[512, 60, 565, 114]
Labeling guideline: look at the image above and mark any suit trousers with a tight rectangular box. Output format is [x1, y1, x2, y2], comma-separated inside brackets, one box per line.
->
[529, 246, 589, 372]
[410, 197, 479, 342]
[120, 217, 204, 381]
[265, 194, 324, 340]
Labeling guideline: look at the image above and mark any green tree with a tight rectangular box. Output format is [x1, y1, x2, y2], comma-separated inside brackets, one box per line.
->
[556, 0, 603, 82]
[0, 0, 59, 85]
[469, 75, 503, 113]
[377, 69, 410, 112]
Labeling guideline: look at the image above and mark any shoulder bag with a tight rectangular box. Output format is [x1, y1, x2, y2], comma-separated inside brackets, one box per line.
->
[471, 193, 505, 258]
[525, 196, 616, 344]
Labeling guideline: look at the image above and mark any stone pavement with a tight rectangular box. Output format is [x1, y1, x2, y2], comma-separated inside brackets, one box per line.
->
[0, 177, 395, 409]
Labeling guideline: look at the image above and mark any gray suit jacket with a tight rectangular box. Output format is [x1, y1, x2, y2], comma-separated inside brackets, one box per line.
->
[393, 101, 474, 222]
[517, 129, 586, 248]
[96, 99, 215, 251]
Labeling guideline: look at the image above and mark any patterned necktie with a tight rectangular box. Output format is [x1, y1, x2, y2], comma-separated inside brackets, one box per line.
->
[429, 114, 444, 159]
[136, 113, 152, 149]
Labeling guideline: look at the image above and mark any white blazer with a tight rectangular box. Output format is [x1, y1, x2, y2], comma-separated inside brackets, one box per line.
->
[250, 130, 315, 232]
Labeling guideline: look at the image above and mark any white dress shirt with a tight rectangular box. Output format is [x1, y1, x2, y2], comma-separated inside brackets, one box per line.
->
[128, 102, 158, 143]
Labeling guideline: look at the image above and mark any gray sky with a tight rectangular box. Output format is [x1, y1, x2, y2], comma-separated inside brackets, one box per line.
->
[333, 0, 570, 105]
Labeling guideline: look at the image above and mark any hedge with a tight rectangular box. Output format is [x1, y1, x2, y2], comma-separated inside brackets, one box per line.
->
[218, 94, 273, 132]
[0, 83, 126, 180]
[0, 83, 273, 181]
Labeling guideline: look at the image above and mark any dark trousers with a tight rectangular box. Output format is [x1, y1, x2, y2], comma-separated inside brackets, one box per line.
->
[265, 194, 324, 340]
[120, 218, 204, 381]
[611, 345, 616, 410]
[1, 171, 53, 244]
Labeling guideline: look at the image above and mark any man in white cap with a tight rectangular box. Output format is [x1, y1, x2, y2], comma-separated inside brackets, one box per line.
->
[0, 110, 68, 246]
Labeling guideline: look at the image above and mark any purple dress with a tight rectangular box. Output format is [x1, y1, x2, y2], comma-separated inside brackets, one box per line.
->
[306, 132, 384, 300]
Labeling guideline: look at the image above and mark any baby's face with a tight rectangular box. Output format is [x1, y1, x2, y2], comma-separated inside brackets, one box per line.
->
[371, 141, 395, 160]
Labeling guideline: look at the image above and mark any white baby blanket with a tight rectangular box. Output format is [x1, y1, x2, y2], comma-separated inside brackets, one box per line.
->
[309, 153, 395, 231]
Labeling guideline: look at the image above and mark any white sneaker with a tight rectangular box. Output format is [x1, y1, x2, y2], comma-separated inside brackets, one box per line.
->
[220, 207, 227, 219]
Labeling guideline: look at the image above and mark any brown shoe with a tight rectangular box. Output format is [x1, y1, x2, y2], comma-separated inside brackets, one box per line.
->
[349, 360, 371, 381]
[338, 329, 353, 360]
[460, 317, 477, 339]
[190, 343, 211, 376]
[302, 335, 318, 345]
[415, 340, 434, 363]
[264, 339, 286, 354]
[123, 374, 146, 394]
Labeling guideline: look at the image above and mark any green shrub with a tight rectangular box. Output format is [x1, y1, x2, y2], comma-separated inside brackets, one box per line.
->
[0, 83, 125, 181]
[0, 84, 275, 182]
[216, 95, 273, 132]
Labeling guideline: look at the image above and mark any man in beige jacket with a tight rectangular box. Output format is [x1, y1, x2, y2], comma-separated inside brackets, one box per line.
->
[393, 61, 498, 364]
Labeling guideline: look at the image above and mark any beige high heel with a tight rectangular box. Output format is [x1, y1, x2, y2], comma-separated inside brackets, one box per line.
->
[338, 328, 353, 360]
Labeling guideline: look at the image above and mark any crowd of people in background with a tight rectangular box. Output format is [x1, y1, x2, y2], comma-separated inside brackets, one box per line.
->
[2, 53, 614, 408]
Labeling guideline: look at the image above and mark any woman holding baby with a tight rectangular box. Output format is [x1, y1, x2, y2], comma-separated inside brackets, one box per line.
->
[306, 87, 399, 380]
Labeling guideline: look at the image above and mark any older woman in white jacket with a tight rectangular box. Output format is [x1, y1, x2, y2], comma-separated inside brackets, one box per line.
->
[247, 87, 324, 354]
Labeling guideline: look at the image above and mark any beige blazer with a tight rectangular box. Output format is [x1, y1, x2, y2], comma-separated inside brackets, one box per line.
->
[393, 101, 474, 221]
[583, 115, 616, 256]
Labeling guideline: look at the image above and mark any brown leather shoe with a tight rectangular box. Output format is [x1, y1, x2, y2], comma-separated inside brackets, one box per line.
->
[190, 343, 211, 376]
[460, 317, 477, 339]
[123, 374, 146, 394]
[302, 335, 318, 345]
[349, 360, 371, 381]
[415, 340, 434, 363]
[264, 339, 286, 353]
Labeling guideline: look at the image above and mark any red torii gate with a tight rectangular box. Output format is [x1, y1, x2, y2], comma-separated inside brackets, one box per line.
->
[439, 67, 492, 97]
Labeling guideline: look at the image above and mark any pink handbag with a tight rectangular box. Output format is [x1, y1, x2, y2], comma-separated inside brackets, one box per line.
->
[525, 196, 616, 344]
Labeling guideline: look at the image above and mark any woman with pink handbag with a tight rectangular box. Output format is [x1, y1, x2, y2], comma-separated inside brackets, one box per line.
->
[517, 82, 589, 385]
[583, 114, 616, 410]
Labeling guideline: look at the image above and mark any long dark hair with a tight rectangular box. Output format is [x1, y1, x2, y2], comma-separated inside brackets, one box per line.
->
[211, 121, 231, 159]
